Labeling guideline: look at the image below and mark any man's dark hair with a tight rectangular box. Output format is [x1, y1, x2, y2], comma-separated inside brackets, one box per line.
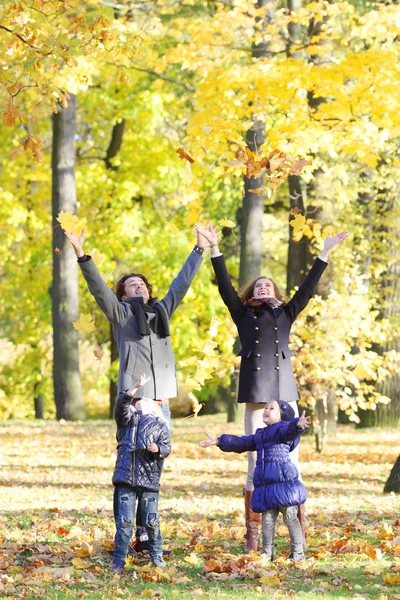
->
[115, 273, 153, 301]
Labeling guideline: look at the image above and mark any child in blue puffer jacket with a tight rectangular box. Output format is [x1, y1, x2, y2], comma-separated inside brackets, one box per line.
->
[200, 399, 310, 561]
[112, 374, 171, 572]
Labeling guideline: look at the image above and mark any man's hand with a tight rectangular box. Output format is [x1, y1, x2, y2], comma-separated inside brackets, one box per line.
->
[199, 432, 218, 448]
[148, 443, 159, 453]
[194, 222, 221, 250]
[64, 228, 86, 258]
[297, 411, 311, 430]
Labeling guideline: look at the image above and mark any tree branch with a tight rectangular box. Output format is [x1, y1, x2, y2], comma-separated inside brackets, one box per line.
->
[128, 63, 195, 92]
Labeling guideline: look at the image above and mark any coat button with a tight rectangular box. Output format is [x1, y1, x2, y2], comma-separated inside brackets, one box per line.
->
[255, 340, 259, 344]
[275, 340, 279, 344]
[256, 353, 260, 357]
[274, 326, 278, 331]
[255, 367, 260, 371]
[275, 366, 280, 370]
[254, 315, 257, 319]
[255, 327, 259, 330]
[274, 353, 278, 357]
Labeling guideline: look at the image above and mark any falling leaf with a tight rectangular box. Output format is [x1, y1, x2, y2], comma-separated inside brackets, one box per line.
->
[290, 159, 311, 175]
[54, 247, 62, 254]
[289, 212, 306, 236]
[93, 341, 104, 361]
[57, 210, 79, 233]
[290, 207, 301, 215]
[176, 146, 195, 164]
[219, 219, 236, 228]
[189, 392, 204, 417]
[249, 187, 266, 195]
[72, 313, 95, 334]
[179, 356, 199, 367]
[354, 363, 370, 380]
[178, 161, 194, 186]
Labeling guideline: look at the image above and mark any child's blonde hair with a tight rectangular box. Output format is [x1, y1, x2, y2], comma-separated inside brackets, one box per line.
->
[135, 398, 169, 426]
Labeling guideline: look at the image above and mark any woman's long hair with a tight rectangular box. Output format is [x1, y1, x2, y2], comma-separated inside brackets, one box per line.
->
[239, 276, 285, 305]
[115, 273, 153, 301]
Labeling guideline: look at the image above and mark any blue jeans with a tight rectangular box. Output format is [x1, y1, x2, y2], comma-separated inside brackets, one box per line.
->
[135, 402, 171, 550]
[113, 485, 162, 568]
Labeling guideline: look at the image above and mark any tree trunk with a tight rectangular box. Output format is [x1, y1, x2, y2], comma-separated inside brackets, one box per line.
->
[104, 119, 126, 417]
[34, 376, 44, 420]
[384, 455, 400, 494]
[227, 0, 274, 423]
[52, 94, 85, 420]
[286, 0, 308, 294]
[358, 194, 400, 428]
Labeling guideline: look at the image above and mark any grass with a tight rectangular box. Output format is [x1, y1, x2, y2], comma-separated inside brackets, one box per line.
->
[0, 415, 399, 599]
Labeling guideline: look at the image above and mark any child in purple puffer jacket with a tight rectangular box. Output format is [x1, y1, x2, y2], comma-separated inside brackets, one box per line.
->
[200, 399, 310, 561]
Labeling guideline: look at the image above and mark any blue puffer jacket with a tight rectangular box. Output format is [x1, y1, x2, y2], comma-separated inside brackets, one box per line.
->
[217, 419, 306, 512]
[112, 393, 171, 491]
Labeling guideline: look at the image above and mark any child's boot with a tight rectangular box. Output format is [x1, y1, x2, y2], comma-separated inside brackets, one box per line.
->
[244, 489, 260, 552]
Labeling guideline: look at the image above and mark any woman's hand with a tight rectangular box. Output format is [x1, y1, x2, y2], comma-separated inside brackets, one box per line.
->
[64, 228, 86, 258]
[199, 432, 218, 447]
[148, 442, 159, 453]
[194, 223, 221, 249]
[321, 231, 348, 257]
[297, 411, 311, 430]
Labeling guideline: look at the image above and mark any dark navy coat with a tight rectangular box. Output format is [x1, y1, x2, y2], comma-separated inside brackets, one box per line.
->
[217, 419, 306, 512]
[211, 256, 327, 403]
[112, 393, 171, 491]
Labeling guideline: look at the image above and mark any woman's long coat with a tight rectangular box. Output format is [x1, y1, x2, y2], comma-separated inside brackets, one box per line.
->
[211, 256, 327, 404]
[79, 251, 203, 399]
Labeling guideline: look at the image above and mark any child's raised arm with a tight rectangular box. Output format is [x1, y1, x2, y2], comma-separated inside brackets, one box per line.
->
[199, 432, 256, 453]
[114, 374, 150, 426]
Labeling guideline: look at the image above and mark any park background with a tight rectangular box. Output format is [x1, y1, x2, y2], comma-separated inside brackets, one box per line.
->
[0, 0, 399, 598]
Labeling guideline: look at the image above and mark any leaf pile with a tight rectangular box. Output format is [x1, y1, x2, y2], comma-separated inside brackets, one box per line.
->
[0, 418, 398, 599]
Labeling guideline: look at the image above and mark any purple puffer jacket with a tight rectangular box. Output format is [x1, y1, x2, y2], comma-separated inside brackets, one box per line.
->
[217, 419, 306, 512]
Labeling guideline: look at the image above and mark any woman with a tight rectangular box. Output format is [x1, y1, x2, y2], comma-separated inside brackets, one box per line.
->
[195, 223, 348, 551]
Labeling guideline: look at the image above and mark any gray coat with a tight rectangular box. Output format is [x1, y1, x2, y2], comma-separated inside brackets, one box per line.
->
[79, 251, 203, 398]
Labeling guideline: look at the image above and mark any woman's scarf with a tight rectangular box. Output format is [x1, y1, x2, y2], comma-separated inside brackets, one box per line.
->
[246, 297, 283, 308]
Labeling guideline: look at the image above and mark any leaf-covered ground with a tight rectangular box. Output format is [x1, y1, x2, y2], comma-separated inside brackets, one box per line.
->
[0, 416, 399, 600]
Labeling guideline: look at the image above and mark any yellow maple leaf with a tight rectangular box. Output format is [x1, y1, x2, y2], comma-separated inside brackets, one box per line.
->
[354, 363, 369, 380]
[383, 572, 400, 586]
[184, 552, 203, 566]
[73, 313, 95, 334]
[57, 210, 80, 233]
[290, 212, 306, 236]
[178, 161, 194, 186]
[71, 557, 90, 569]
[219, 219, 236, 228]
